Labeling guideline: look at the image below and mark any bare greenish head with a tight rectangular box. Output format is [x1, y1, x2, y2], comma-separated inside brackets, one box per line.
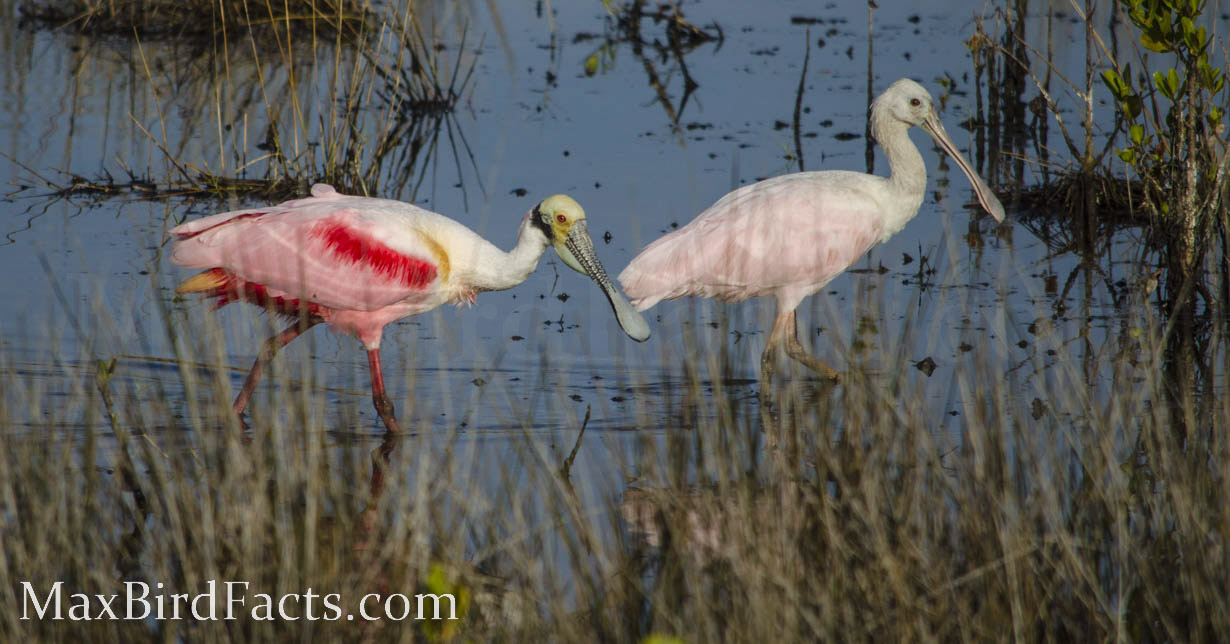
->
[532, 195, 651, 342]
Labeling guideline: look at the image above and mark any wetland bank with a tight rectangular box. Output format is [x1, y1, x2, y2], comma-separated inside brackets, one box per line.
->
[2, 0, 1229, 641]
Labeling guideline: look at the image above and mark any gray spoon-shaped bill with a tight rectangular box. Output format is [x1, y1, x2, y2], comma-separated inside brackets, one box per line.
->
[554, 220, 652, 342]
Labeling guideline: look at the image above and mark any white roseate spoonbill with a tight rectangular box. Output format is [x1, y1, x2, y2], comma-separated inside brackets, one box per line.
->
[171, 184, 650, 434]
[618, 78, 1004, 388]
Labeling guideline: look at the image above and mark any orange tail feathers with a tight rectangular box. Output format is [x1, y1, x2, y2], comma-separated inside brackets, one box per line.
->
[175, 268, 228, 295]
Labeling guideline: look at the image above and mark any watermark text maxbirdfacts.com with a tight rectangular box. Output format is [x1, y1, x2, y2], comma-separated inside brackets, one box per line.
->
[20, 581, 458, 622]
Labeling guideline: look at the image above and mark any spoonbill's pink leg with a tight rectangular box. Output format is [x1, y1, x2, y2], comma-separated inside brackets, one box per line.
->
[760, 311, 839, 401]
[782, 312, 840, 381]
[366, 348, 402, 435]
[759, 312, 792, 396]
[233, 318, 321, 420]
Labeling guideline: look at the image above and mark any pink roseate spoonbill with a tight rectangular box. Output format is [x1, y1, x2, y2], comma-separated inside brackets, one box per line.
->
[170, 184, 650, 434]
[618, 78, 1004, 388]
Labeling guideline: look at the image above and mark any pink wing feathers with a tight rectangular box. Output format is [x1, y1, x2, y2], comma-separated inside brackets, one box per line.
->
[171, 187, 442, 313]
[618, 173, 887, 310]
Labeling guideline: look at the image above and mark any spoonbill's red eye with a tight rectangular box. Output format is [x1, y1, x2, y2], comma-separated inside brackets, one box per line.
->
[557, 214, 567, 223]
[910, 98, 921, 106]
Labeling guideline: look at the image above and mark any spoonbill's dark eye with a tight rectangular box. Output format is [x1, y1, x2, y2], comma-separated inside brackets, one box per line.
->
[557, 214, 567, 224]
[910, 98, 922, 107]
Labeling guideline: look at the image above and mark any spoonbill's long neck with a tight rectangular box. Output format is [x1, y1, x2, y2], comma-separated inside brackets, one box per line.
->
[875, 119, 927, 206]
[471, 216, 552, 292]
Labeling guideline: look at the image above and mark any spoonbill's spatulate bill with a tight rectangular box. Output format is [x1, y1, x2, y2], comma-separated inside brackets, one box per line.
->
[171, 184, 649, 434]
[618, 78, 1004, 386]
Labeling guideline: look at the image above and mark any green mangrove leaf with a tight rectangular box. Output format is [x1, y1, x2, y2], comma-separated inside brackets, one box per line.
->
[1179, 18, 1207, 52]
[1197, 60, 1214, 88]
[1153, 70, 1173, 99]
[1140, 32, 1169, 53]
[584, 53, 599, 76]
[1102, 69, 1128, 98]
[1180, 16, 1195, 40]
[1117, 148, 1138, 165]
[1127, 7, 1145, 29]
[1130, 123, 1145, 144]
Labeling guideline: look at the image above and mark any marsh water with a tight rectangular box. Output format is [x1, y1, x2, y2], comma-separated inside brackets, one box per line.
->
[2, 1, 1226, 508]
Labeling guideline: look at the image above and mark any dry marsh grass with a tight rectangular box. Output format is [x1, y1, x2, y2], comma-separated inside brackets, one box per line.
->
[1, 280, 1228, 642]
[18, 0, 374, 41]
[15, 0, 478, 203]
